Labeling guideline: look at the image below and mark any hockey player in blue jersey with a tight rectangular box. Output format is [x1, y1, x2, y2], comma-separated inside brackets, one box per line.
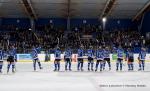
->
[0, 48, 4, 73]
[103, 47, 111, 70]
[77, 46, 84, 71]
[54, 47, 61, 71]
[87, 46, 94, 71]
[64, 47, 72, 71]
[112, 46, 117, 54]
[138, 47, 147, 71]
[95, 46, 104, 72]
[7, 46, 17, 73]
[126, 48, 134, 71]
[31, 46, 43, 71]
[116, 46, 124, 71]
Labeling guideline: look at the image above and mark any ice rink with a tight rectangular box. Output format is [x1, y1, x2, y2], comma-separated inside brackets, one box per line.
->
[0, 62, 150, 91]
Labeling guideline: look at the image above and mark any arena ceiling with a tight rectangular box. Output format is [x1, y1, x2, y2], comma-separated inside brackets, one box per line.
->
[0, 0, 150, 20]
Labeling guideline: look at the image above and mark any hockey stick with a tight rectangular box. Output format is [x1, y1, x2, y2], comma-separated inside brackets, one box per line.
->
[57, 37, 60, 47]
[78, 35, 82, 47]
[29, 29, 41, 45]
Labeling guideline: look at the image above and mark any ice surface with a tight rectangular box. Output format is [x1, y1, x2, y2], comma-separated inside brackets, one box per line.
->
[0, 62, 150, 91]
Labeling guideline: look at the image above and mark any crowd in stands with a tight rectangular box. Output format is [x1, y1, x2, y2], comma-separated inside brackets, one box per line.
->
[0, 24, 149, 53]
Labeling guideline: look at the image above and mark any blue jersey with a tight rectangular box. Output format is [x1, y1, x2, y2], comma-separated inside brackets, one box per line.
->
[126, 50, 134, 59]
[32, 48, 38, 59]
[96, 49, 104, 60]
[0, 50, 4, 60]
[87, 49, 94, 58]
[65, 49, 72, 58]
[78, 49, 84, 57]
[9, 48, 17, 59]
[112, 47, 117, 53]
[117, 48, 124, 59]
[103, 49, 110, 58]
[55, 49, 61, 59]
[139, 50, 146, 60]
[36, 47, 41, 53]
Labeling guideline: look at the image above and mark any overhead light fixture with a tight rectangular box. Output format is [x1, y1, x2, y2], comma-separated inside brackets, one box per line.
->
[102, 17, 107, 23]
[102, 17, 107, 30]
[17, 19, 20, 23]
[83, 20, 87, 24]
[29, 28, 32, 31]
[50, 20, 53, 23]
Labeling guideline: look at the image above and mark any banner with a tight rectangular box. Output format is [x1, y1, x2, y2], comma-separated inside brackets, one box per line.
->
[17, 54, 46, 62]
[17, 54, 32, 61]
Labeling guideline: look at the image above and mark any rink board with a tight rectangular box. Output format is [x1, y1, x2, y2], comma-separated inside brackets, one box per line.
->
[16, 54, 150, 62]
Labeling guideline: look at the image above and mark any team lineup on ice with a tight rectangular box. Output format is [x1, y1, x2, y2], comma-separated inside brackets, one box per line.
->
[0, 45, 148, 73]
[0, 45, 150, 91]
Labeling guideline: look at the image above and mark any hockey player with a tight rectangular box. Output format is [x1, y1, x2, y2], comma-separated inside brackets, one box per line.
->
[126, 48, 134, 71]
[103, 47, 111, 70]
[87, 46, 94, 71]
[116, 46, 124, 71]
[77, 46, 84, 71]
[138, 47, 147, 71]
[7, 46, 17, 73]
[54, 47, 61, 71]
[95, 46, 104, 72]
[64, 47, 72, 71]
[0, 48, 4, 73]
[31, 46, 43, 71]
